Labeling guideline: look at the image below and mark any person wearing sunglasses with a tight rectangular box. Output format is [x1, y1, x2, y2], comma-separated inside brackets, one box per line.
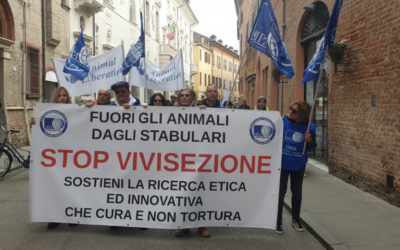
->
[149, 93, 167, 106]
[254, 96, 269, 110]
[275, 101, 316, 235]
[109, 81, 141, 108]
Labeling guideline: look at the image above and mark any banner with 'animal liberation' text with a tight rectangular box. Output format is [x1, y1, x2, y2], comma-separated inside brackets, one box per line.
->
[30, 104, 283, 229]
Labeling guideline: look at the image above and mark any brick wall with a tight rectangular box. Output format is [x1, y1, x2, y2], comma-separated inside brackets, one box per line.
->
[237, 0, 400, 206]
[329, 0, 400, 206]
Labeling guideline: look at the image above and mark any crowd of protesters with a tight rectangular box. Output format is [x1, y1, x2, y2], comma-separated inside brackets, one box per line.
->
[29, 81, 316, 237]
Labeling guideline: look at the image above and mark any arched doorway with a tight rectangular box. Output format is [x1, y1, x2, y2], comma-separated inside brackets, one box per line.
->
[301, 1, 329, 163]
[0, 0, 15, 143]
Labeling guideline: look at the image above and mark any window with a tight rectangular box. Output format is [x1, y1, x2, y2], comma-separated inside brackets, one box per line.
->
[246, 21, 249, 42]
[212, 76, 215, 84]
[130, 0, 136, 21]
[61, 0, 68, 6]
[208, 75, 210, 85]
[213, 54, 215, 65]
[80, 16, 85, 31]
[200, 73, 202, 86]
[217, 56, 221, 68]
[146, 1, 150, 31]
[251, 11, 254, 29]
[224, 59, 227, 69]
[234, 64, 238, 73]
[205, 52, 207, 63]
[229, 81, 232, 89]
[229, 61, 232, 71]
[27, 46, 40, 95]
[200, 49, 202, 60]
[240, 34, 242, 57]
[205, 73, 207, 85]
[156, 12, 160, 41]
[219, 78, 222, 88]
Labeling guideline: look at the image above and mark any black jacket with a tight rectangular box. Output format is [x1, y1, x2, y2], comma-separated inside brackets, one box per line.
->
[238, 104, 250, 110]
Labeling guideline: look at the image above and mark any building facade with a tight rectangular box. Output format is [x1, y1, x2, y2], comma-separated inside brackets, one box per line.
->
[0, 0, 71, 147]
[70, 0, 198, 102]
[193, 32, 240, 104]
[192, 40, 213, 100]
[235, 0, 400, 206]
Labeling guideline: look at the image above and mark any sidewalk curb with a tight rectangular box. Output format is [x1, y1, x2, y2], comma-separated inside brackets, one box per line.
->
[283, 197, 349, 250]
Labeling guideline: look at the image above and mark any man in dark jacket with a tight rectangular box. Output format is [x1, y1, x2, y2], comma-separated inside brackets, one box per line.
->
[238, 99, 250, 109]
[198, 84, 224, 108]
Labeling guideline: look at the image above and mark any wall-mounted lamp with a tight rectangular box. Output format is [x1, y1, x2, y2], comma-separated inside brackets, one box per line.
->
[303, 3, 316, 11]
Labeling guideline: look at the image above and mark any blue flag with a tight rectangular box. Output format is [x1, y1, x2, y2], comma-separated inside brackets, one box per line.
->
[63, 27, 90, 81]
[301, 0, 343, 85]
[122, 12, 145, 75]
[248, 0, 294, 79]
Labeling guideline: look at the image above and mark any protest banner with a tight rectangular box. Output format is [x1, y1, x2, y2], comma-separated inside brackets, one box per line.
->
[30, 104, 283, 229]
[128, 49, 185, 91]
[52, 45, 126, 97]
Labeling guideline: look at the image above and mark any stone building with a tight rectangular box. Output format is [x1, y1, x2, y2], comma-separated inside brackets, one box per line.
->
[0, 0, 70, 147]
[193, 32, 240, 104]
[235, 0, 400, 206]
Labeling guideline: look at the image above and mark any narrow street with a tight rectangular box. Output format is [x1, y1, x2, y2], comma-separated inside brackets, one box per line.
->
[0, 171, 324, 250]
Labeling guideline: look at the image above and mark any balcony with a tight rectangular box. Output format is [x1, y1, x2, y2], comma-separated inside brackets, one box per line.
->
[190, 64, 198, 76]
[159, 44, 177, 57]
[75, 0, 104, 17]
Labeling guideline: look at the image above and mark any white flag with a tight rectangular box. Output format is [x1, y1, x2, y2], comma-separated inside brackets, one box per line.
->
[222, 77, 230, 104]
[52, 45, 126, 97]
[128, 49, 185, 91]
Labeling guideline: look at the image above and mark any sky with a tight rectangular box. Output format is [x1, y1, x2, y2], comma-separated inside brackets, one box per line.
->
[190, 0, 239, 51]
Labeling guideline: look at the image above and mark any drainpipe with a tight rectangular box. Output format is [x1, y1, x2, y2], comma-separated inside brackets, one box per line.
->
[42, 0, 46, 102]
[280, 0, 286, 115]
[93, 14, 96, 56]
[220, 50, 225, 101]
[22, 0, 31, 145]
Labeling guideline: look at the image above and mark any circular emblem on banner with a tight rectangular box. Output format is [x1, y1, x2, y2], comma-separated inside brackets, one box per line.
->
[249, 117, 276, 145]
[40, 110, 68, 138]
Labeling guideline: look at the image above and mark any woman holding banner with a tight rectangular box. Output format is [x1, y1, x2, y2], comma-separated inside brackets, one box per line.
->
[173, 87, 209, 237]
[173, 87, 198, 108]
[29, 87, 77, 230]
[275, 101, 316, 235]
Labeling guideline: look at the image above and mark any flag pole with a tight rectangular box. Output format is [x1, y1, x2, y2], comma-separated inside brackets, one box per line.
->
[142, 6, 149, 103]
[225, 43, 250, 108]
[87, 72, 94, 102]
[302, 46, 328, 155]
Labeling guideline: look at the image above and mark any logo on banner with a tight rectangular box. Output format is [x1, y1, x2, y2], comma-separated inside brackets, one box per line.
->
[40, 110, 68, 138]
[284, 129, 304, 144]
[249, 117, 275, 145]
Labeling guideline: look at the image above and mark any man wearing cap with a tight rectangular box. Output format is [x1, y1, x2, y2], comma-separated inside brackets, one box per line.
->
[198, 84, 224, 108]
[110, 81, 141, 108]
[170, 94, 177, 106]
[238, 99, 250, 109]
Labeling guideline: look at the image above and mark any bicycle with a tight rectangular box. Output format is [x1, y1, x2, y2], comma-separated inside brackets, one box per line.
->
[0, 124, 30, 178]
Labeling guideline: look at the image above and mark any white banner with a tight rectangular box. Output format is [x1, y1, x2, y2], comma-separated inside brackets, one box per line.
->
[30, 104, 283, 229]
[128, 49, 185, 91]
[52, 45, 126, 97]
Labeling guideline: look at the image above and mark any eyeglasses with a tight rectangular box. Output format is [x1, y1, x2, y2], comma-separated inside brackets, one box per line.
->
[289, 106, 298, 115]
[154, 100, 162, 103]
[115, 90, 127, 94]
